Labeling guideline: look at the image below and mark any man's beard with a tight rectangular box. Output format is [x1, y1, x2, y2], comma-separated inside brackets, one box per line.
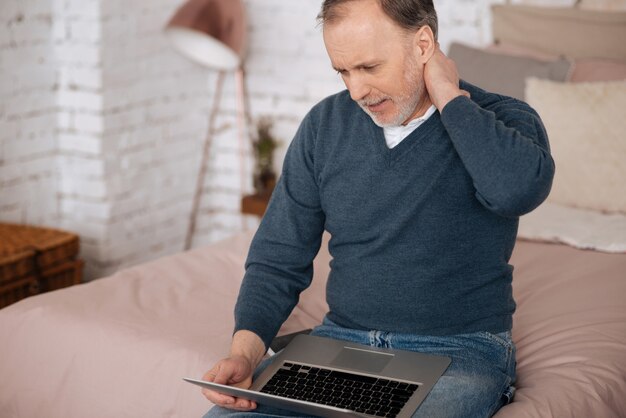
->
[358, 59, 424, 127]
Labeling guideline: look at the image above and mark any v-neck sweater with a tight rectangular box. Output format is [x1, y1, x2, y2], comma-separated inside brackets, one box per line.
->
[235, 81, 555, 349]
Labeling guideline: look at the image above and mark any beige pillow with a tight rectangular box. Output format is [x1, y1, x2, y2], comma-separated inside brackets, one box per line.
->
[486, 42, 562, 62]
[579, 0, 626, 11]
[492, 5, 626, 61]
[569, 58, 626, 82]
[449, 42, 571, 100]
[525, 78, 626, 214]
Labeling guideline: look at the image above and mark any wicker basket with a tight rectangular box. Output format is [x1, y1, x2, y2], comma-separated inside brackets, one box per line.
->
[39, 260, 84, 293]
[0, 223, 82, 308]
[0, 250, 36, 283]
[0, 275, 39, 309]
[0, 223, 79, 270]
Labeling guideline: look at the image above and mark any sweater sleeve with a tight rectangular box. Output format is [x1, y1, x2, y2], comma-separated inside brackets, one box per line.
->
[440, 94, 555, 218]
[233, 112, 326, 349]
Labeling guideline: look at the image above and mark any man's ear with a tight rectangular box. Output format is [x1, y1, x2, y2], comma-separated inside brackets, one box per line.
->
[413, 25, 435, 63]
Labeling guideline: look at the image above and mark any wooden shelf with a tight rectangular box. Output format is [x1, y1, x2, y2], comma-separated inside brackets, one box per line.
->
[241, 192, 272, 217]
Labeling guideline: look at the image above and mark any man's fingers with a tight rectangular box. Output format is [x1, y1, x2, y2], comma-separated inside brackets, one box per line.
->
[201, 367, 238, 405]
[202, 387, 236, 405]
[232, 399, 257, 410]
[202, 371, 217, 382]
[212, 358, 251, 385]
[209, 360, 241, 385]
[213, 364, 232, 384]
[201, 388, 257, 411]
[200, 358, 256, 411]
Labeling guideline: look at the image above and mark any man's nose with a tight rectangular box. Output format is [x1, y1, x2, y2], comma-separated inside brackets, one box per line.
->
[346, 75, 370, 102]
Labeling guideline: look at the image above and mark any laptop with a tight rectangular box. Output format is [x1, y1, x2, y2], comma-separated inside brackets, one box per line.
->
[184, 333, 450, 418]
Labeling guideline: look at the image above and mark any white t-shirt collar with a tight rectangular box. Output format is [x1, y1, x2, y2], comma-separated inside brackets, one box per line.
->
[383, 105, 437, 149]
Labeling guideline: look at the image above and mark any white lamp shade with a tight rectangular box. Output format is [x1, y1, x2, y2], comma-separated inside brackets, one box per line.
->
[166, 27, 240, 70]
[165, 0, 246, 71]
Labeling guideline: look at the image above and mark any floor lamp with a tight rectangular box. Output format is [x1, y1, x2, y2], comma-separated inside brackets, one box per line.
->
[165, 0, 249, 250]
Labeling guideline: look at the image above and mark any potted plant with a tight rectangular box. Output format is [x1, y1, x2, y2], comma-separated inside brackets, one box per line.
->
[252, 116, 280, 195]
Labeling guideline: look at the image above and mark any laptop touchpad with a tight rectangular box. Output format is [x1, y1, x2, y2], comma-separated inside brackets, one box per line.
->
[330, 346, 393, 373]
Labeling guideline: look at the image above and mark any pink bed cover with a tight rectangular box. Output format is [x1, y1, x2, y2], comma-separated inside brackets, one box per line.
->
[0, 232, 624, 418]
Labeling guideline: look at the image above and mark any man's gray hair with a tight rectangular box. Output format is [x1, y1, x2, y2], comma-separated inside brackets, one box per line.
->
[317, 0, 438, 40]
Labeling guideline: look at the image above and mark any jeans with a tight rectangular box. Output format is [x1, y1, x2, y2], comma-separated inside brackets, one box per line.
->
[204, 317, 516, 418]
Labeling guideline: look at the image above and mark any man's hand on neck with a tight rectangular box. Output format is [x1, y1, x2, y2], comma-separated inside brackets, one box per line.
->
[423, 45, 470, 112]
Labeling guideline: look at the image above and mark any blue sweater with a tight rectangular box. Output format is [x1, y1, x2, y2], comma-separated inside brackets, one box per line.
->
[235, 81, 554, 349]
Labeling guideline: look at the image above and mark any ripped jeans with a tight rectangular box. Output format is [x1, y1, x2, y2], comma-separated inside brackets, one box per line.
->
[204, 317, 516, 418]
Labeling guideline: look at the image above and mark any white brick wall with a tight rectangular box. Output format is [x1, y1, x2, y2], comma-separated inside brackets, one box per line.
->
[0, 0, 58, 225]
[53, 0, 107, 280]
[1, 0, 576, 280]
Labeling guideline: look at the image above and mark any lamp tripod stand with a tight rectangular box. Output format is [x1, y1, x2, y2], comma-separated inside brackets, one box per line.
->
[165, 0, 248, 251]
[183, 68, 250, 250]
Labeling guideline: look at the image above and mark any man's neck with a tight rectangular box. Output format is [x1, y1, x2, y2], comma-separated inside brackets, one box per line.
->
[402, 95, 434, 126]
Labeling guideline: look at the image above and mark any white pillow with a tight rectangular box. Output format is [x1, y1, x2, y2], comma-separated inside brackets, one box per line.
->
[525, 78, 626, 214]
[518, 202, 626, 253]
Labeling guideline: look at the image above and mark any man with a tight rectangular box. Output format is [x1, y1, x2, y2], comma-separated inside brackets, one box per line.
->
[202, 0, 554, 416]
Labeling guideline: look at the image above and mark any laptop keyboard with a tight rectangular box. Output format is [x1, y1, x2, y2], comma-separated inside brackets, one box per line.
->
[260, 362, 420, 417]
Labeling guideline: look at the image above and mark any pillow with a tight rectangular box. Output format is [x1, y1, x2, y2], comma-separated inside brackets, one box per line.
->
[492, 5, 626, 61]
[569, 58, 626, 82]
[485, 42, 562, 62]
[579, 0, 626, 11]
[518, 202, 626, 253]
[449, 42, 570, 100]
[525, 78, 626, 214]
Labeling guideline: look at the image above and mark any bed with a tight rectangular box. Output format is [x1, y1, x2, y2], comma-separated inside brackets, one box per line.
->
[0, 231, 625, 417]
[2, 4, 626, 418]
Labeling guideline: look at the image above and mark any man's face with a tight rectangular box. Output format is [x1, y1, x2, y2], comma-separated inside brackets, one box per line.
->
[323, 0, 428, 127]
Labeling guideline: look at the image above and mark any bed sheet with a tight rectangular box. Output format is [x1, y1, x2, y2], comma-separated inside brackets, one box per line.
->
[0, 232, 624, 418]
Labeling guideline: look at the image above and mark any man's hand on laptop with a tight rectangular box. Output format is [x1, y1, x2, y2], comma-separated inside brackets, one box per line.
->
[201, 330, 266, 411]
[201, 356, 256, 411]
